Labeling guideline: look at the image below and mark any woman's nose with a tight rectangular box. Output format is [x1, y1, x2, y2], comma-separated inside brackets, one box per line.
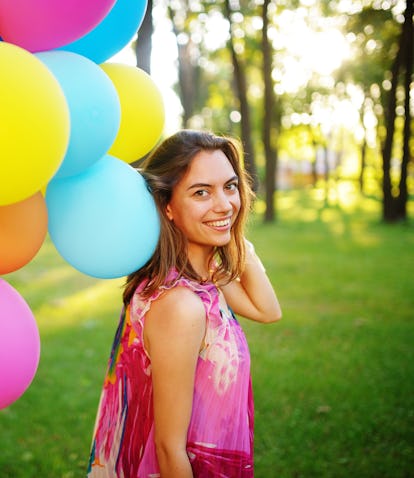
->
[212, 191, 232, 212]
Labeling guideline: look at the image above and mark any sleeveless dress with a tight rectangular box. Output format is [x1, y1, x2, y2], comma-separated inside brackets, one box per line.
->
[87, 269, 254, 477]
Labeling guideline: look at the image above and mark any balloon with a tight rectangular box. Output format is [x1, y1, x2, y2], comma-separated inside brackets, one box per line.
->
[46, 155, 160, 279]
[101, 63, 165, 162]
[0, 0, 116, 52]
[0, 193, 48, 275]
[0, 279, 40, 409]
[0, 42, 70, 206]
[60, 0, 148, 65]
[36, 51, 121, 179]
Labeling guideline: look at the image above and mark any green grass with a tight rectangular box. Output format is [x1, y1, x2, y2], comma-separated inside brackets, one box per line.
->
[1, 187, 413, 477]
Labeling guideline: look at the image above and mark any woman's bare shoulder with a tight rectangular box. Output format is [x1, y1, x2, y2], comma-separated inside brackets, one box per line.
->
[146, 285, 206, 327]
[144, 285, 206, 358]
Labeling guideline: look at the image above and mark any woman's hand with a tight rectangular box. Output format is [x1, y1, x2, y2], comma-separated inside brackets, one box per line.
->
[220, 238, 282, 323]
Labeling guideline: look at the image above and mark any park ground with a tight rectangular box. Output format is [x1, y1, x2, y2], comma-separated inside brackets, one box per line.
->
[1, 185, 413, 477]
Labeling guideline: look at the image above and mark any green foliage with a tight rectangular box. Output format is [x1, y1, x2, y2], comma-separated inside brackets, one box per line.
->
[1, 190, 413, 477]
[338, 5, 401, 87]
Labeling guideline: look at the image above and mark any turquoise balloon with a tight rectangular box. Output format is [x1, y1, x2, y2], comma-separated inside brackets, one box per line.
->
[59, 0, 148, 64]
[36, 51, 120, 179]
[46, 155, 160, 279]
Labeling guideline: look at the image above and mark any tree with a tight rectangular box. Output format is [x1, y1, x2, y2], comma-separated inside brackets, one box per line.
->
[223, 0, 258, 190]
[167, 0, 200, 128]
[135, 0, 153, 73]
[394, 0, 412, 220]
[163, 0, 258, 186]
[262, 0, 278, 222]
[337, 0, 412, 222]
[381, 0, 413, 222]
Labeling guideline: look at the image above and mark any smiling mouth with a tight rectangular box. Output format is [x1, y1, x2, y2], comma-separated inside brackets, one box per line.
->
[204, 218, 232, 228]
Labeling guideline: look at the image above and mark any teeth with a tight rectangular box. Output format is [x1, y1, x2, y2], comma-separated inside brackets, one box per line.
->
[206, 219, 230, 227]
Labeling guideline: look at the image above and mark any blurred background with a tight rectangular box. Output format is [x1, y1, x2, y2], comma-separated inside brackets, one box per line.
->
[124, 0, 413, 226]
[1, 0, 413, 477]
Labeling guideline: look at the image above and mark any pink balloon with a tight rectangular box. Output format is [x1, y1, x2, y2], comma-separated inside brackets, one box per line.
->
[0, 279, 40, 409]
[0, 0, 116, 52]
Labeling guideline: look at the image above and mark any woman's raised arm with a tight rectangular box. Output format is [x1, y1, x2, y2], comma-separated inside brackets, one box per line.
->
[220, 240, 282, 323]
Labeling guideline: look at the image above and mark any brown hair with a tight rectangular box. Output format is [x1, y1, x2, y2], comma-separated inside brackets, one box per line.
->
[123, 130, 254, 305]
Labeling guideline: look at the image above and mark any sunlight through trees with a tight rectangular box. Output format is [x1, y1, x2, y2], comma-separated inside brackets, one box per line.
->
[130, 0, 412, 222]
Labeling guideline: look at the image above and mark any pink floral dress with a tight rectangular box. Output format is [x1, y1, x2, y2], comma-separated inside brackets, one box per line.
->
[87, 269, 254, 477]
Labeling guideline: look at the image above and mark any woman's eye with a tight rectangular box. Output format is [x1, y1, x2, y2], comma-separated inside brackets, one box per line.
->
[194, 189, 208, 197]
[226, 182, 239, 191]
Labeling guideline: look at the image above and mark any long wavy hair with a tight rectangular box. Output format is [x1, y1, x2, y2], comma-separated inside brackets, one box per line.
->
[123, 130, 254, 305]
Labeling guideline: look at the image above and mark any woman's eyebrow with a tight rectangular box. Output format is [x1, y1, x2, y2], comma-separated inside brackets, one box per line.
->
[186, 182, 211, 191]
[186, 175, 239, 191]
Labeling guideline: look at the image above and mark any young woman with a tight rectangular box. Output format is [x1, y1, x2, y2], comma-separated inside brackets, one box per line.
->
[87, 130, 281, 477]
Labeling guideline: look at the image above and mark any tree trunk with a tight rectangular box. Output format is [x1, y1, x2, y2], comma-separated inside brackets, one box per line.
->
[167, 3, 197, 128]
[262, 0, 277, 222]
[323, 145, 330, 207]
[309, 131, 318, 187]
[223, 0, 258, 191]
[176, 40, 198, 128]
[359, 96, 368, 194]
[135, 0, 153, 74]
[381, 44, 401, 222]
[359, 136, 367, 194]
[396, 0, 413, 220]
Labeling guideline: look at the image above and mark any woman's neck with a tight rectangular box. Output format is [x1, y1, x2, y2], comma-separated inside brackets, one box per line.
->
[187, 244, 215, 282]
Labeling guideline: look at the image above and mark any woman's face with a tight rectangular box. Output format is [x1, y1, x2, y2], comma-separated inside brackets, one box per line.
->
[166, 149, 241, 253]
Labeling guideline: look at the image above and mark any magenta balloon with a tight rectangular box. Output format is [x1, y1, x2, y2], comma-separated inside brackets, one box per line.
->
[0, 279, 41, 409]
[0, 0, 116, 52]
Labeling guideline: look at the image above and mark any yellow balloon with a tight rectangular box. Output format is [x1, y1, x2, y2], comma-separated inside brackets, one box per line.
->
[0, 42, 70, 206]
[101, 63, 165, 163]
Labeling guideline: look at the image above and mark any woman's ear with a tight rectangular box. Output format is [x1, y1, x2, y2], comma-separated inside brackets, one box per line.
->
[166, 203, 173, 221]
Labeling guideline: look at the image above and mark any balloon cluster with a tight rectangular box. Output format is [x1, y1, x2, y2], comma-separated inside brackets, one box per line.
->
[0, 0, 164, 409]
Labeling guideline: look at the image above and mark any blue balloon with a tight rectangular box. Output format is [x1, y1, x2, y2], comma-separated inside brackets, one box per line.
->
[46, 155, 160, 279]
[36, 51, 120, 179]
[59, 0, 148, 64]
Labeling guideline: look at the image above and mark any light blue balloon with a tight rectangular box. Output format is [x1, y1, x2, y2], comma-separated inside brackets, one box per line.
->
[36, 51, 120, 179]
[46, 155, 160, 279]
[59, 0, 148, 64]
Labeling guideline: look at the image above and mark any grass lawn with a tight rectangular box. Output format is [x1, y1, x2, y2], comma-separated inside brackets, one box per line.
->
[1, 187, 413, 477]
